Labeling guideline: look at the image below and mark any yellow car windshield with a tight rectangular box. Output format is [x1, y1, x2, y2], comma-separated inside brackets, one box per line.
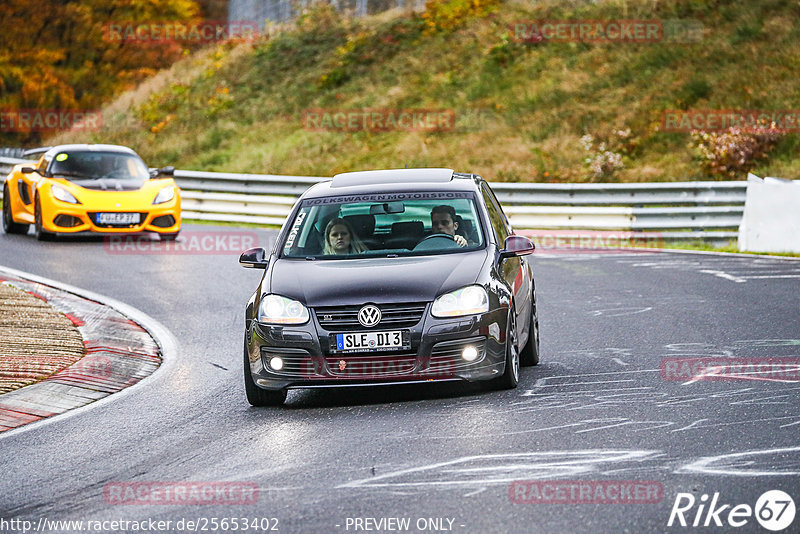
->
[49, 151, 150, 189]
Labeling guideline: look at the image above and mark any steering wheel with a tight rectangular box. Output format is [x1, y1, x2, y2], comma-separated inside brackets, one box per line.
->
[418, 233, 455, 243]
[413, 233, 459, 252]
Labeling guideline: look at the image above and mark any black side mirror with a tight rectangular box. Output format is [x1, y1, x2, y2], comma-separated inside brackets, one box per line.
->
[21, 167, 37, 174]
[239, 247, 269, 269]
[150, 166, 175, 178]
[499, 235, 535, 258]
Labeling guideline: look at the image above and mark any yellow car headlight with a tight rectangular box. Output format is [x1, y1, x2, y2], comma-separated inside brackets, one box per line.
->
[51, 184, 80, 204]
[153, 185, 175, 205]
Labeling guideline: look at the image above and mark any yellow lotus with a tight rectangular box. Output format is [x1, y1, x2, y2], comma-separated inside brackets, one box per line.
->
[3, 144, 180, 240]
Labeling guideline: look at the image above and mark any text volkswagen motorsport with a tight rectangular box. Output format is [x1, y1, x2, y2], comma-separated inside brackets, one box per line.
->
[2, 144, 180, 240]
[240, 168, 539, 406]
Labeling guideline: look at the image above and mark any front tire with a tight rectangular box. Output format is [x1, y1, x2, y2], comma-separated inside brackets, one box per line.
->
[3, 184, 30, 234]
[243, 341, 287, 406]
[160, 232, 179, 241]
[34, 196, 54, 241]
[492, 312, 520, 390]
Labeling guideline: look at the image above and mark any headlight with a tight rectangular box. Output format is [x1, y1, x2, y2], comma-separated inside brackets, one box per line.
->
[431, 285, 489, 318]
[153, 185, 175, 205]
[258, 294, 309, 325]
[51, 184, 80, 204]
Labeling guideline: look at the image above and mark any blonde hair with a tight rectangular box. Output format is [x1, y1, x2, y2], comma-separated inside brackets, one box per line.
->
[323, 218, 367, 255]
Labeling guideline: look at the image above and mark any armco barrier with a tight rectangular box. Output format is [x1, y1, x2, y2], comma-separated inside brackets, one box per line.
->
[1, 156, 745, 242]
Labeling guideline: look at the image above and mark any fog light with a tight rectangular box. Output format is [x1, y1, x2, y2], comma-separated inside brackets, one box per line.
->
[269, 357, 284, 371]
[462, 346, 478, 362]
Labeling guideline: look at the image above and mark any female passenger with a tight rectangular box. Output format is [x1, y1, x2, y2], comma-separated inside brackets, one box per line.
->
[323, 218, 368, 255]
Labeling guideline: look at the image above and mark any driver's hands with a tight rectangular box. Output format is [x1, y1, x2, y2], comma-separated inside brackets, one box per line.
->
[454, 234, 467, 247]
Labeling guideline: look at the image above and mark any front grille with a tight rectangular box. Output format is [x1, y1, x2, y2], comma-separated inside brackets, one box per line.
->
[314, 302, 427, 330]
[53, 214, 83, 228]
[151, 214, 175, 228]
[324, 352, 417, 378]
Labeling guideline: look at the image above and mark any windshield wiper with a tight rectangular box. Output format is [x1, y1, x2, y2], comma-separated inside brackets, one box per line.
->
[51, 171, 89, 178]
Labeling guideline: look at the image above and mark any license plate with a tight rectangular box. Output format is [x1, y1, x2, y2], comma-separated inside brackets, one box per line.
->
[333, 330, 407, 353]
[97, 212, 140, 225]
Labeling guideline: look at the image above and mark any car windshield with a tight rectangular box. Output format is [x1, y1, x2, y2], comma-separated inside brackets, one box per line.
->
[282, 192, 485, 259]
[48, 151, 149, 187]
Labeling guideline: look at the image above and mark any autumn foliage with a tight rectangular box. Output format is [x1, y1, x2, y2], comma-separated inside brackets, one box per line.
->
[0, 0, 205, 145]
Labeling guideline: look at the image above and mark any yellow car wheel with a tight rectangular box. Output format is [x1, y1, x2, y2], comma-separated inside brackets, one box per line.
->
[34, 196, 54, 241]
[3, 184, 30, 234]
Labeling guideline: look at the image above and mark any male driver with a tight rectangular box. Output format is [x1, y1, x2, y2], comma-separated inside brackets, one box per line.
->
[430, 205, 468, 247]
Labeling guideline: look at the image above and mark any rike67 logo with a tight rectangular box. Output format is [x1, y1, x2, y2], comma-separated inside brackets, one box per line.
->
[668, 490, 796, 531]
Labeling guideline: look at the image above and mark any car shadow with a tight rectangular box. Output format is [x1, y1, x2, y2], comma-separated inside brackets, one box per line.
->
[281, 380, 500, 409]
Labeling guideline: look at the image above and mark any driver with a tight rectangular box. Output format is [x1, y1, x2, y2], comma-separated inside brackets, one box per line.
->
[430, 205, 468, 247]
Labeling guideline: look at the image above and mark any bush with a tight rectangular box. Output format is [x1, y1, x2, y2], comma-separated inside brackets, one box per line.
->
[580, 129, 636, 180]
[691, 126, 783, 177]
[421, 0, 501, 33]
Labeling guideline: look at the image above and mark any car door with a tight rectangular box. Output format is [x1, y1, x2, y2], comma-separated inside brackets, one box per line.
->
[480, 183, 532, 333]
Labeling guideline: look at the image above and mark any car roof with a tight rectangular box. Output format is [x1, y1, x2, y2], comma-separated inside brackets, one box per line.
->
[43, 144, 140, 162]
[304, 168, 482, 198]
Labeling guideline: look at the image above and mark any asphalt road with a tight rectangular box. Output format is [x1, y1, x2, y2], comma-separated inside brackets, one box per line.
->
[1, 225, 799, 534]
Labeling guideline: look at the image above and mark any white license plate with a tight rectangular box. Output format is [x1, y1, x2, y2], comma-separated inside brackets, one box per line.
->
[334, 331, 405, 352]
[97, 212, 140, 225]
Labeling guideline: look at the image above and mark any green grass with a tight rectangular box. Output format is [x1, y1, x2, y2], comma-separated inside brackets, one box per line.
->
[50, 0, 800, 183]
[659, 240, 800, 258]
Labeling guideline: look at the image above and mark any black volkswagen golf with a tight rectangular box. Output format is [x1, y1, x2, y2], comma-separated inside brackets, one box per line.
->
[239, 168, 539, 405]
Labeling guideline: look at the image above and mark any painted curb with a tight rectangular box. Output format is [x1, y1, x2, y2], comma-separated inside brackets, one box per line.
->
[0, 265, 178, 437]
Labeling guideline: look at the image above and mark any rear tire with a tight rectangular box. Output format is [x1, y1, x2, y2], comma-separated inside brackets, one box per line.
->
[244, 341, 287, 406]
[34, 196, 54, 241]
[2, 184, 30, 234]
[520, 291, 540, 367]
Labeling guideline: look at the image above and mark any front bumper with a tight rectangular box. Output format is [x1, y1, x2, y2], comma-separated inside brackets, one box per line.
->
[246, 305, 509, 391]
[39, 195, 181, 235]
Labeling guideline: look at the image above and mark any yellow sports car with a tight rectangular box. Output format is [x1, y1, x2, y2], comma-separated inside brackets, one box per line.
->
[2, 144, 180, 240]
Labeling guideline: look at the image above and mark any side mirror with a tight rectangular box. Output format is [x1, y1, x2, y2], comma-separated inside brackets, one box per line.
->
[21, 167, 36, 174]
[499, 235, 535, 258]
[150, 166, 175, 178]
[239, 247, 269, 269]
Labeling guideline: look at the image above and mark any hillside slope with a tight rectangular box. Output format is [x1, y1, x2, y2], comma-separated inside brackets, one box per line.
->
[51, 0, 800, 182]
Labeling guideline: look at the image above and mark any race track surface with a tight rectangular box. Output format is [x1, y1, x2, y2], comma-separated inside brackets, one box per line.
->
[1, 226, 799, 533]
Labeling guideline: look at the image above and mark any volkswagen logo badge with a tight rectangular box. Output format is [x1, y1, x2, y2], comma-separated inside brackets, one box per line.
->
[357, 304, 381, 327]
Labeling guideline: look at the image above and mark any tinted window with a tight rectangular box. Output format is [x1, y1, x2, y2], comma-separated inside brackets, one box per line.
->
[481, 184, 510, 243]
[282, 192, 484, 258]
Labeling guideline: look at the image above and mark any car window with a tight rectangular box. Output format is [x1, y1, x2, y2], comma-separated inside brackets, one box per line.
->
[281, 192, 485, 258]
[47, 151, 149, 187]
[481, 184, 510, 244]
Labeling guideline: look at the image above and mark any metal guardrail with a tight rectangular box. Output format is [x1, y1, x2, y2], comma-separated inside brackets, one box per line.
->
[1, 156, 745, 242]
